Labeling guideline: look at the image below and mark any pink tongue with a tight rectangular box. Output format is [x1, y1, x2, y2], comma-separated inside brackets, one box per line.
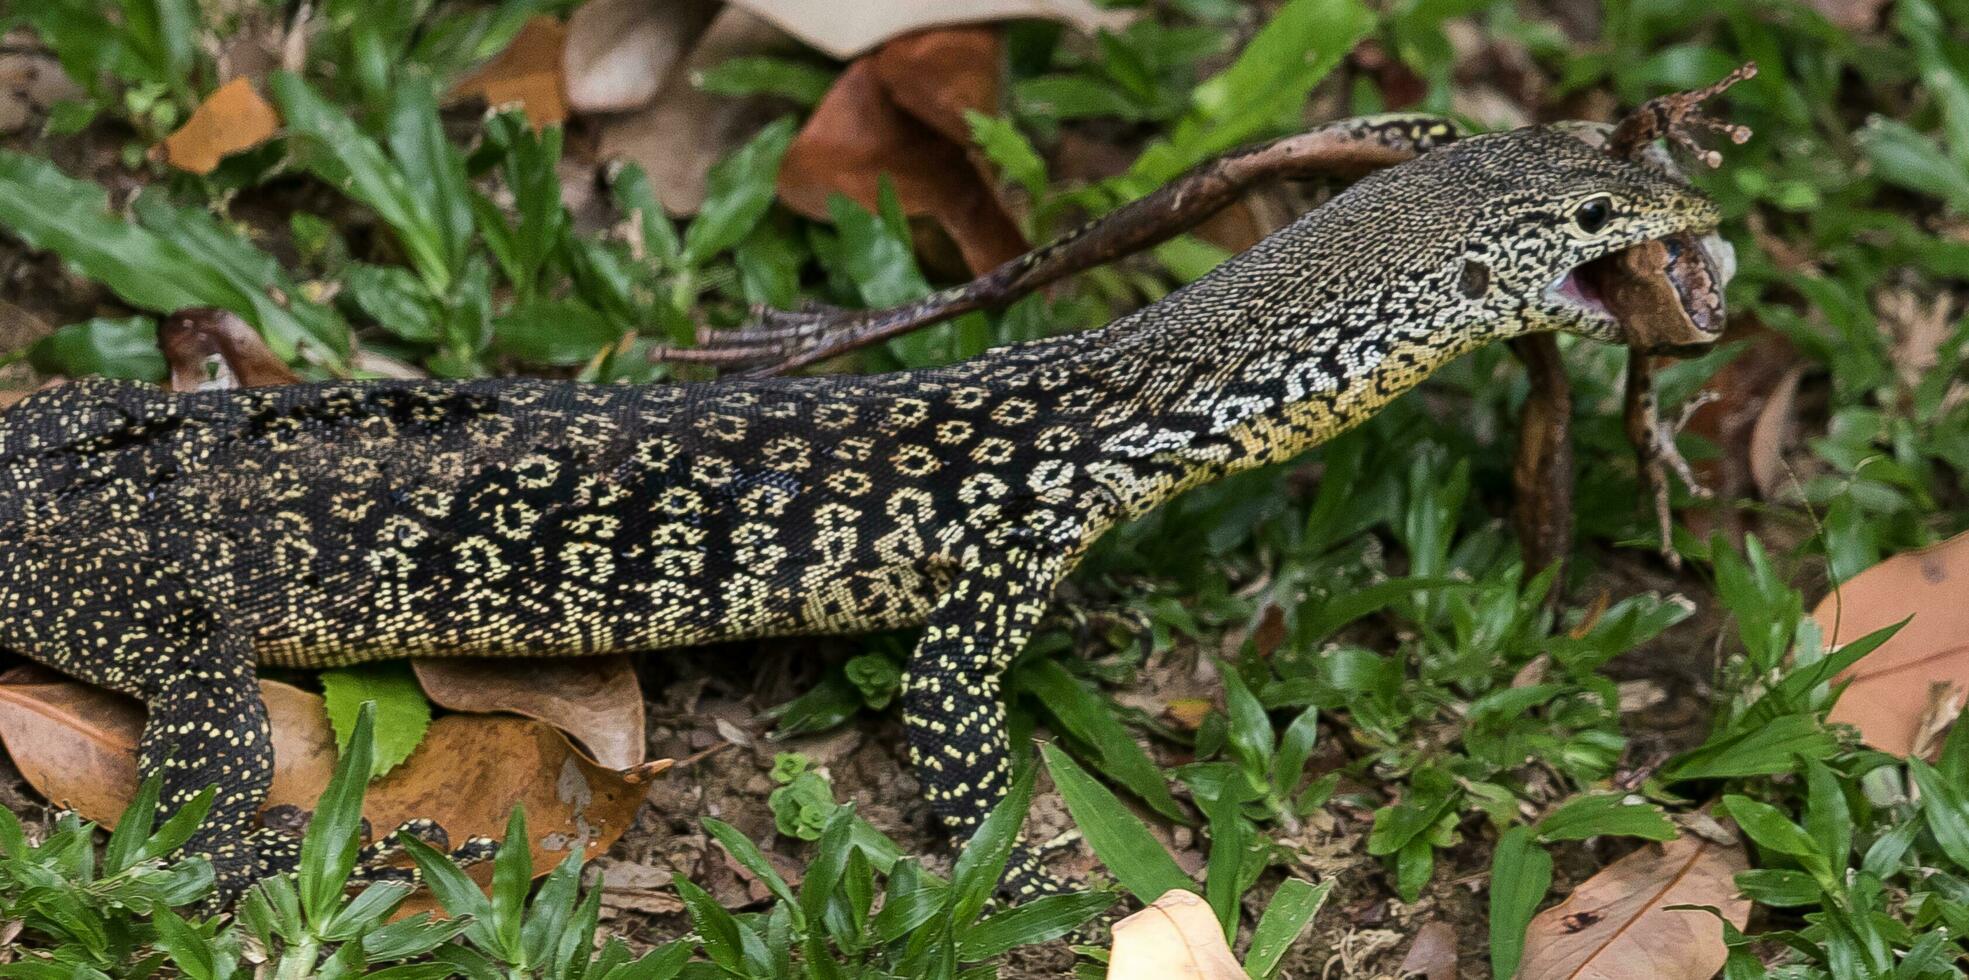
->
[1556, 271, 1607, 315]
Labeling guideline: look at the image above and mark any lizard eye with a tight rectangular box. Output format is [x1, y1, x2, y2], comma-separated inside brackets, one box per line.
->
[1572, 196, 1613, 234]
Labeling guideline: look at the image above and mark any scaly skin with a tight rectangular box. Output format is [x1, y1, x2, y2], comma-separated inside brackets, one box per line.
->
[0, 126, 1720, 902]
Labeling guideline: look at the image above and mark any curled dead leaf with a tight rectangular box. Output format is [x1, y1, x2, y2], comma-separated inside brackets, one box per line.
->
[778, 28, 1027, 275]
[0, 667, 654, 889]
[1815, 528, 1969, 756]
[1519, 834, 1749, 980]
[412, 655, 646, 769]
[1107, 889, 1244, 980]
[158, 77, 281, 175]
[1746, 363, 1805, 500]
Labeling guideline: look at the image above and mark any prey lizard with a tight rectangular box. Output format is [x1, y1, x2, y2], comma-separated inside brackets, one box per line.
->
[0, 121, 1728, 902]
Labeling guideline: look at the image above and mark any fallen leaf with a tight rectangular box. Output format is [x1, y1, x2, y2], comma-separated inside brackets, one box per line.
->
[157, 77, 280, 175]
[1746, 363, 1805, 500]
[0, 667, 657, 890]
[1106, 889, 1244, 980]
[1815, 529, 1969, 756]
[723, 0, 1131, 60]
[1398, 919, 1458, 980]
[451, 16, 568, 128]
[562, 0, 718, 113]
[778, 28, 1027, 275]
[598, 8, 799, 215]
[1519, 834, 1749, 980]
[412, 656, 646, 770]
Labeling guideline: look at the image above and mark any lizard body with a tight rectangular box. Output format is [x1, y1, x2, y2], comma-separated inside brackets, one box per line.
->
[0, 126, 1722, 899]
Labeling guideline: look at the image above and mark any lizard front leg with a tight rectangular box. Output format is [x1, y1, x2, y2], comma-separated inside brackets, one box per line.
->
[903, 549, 1066, 899]
[0, 536, 273, 901]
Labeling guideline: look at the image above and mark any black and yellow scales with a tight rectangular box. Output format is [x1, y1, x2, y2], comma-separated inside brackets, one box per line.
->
[0, 122, 1722, 902]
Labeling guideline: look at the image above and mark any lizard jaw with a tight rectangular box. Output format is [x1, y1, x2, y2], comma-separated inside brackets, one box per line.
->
[1544, 265, 1615, 323]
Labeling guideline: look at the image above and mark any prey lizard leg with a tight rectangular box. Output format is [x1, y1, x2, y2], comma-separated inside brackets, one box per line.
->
[0, 537, 272, 901]
[904, 550, 1068, 897]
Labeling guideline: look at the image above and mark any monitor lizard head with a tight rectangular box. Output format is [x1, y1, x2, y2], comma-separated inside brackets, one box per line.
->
[1378, 124, 1729, 349]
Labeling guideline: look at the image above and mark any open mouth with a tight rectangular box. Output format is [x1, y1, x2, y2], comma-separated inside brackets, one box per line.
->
[1548, 230, 1735, 351]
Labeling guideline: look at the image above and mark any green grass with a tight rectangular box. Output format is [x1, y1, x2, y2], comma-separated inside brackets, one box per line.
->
[1, 0, 1967, 975]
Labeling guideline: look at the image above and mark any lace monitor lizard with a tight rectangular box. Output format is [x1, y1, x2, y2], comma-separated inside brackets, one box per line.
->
[0, 121, 1725, 903]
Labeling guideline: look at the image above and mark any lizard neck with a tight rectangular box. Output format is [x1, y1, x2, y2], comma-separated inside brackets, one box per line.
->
[1060, 205, 1536, 517]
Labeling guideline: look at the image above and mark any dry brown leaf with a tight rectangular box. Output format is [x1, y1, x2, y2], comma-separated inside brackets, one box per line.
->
[451, 16, 568, 128]
[1519, 834, 1750, 980]
[0, 667, 655, 889]
[778, 28, 1027, 275]
[1106, 889, 1244, 980]
[412, 655, 646, 769]
[1398, 919, 1459, 980]
[1746, 363, 1805, 500]
[598, 8, 799, 216]
[562, 0, 717, 113]
[723, 0, 1131, 60]
[157, 77, 280, 175]
[159, 307, 300, 391]
[1815, 529, 1969, 756]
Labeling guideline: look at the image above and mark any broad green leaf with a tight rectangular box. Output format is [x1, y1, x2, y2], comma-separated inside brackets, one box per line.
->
[704, 817, 801, 915]
[956, 892, 1113, 961]
[1016, 659, 1185, 821]
[1534, 793, 1677, 843]
[320, 662, 432, 779]
[1663, 713, 1838, 782]
[102, 773, 162, 876]
[682, 117, 795, 266]
[1733, 868, 1823, 907]
[489, 807, 531, 960]
[1244, 878, 1332, 980]
[696, 56, 836, 107]
[1802, 759, 1852, 868]
[30, 316, 166, 381]
[300, 701, 376, 925]
[1041, 742, 1193, 904]
[1721, 795, 1832, 881]
[950, 763, 1037, 927]
[965, 109, 1048, 201]
[491, 298, 619, 365]
[1910, 759, 1969, 874]
[272, 71, 453, 294]
[1488, 826, 1551, 980]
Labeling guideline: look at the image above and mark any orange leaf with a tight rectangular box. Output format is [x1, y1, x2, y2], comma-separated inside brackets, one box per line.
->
[160, 77, 279, 175]
[1519, 834, 1749, 980]
[1815, 528, 1969, 756]
[451, 16, 568, 128]
[1106, 889, 1244, 980]
[0, 667, 657, 892]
